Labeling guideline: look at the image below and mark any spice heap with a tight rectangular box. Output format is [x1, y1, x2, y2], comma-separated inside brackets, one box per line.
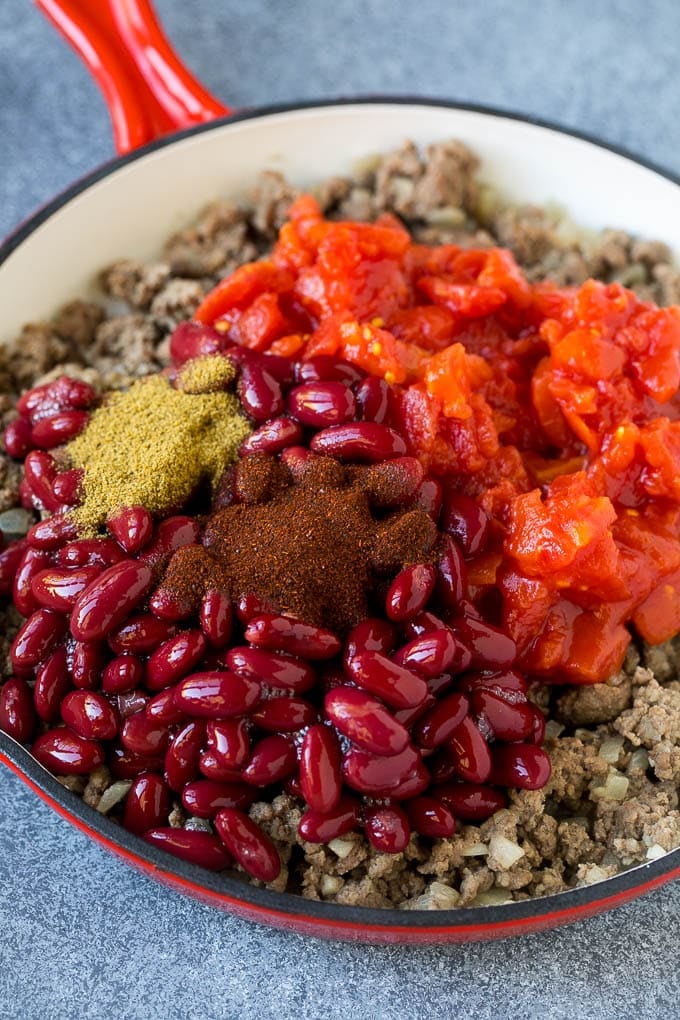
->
[66, 357, 250, 532]
[157, 455, 437, 632]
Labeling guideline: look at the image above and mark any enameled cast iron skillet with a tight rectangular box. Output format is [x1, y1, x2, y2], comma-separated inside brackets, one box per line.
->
[1, 0, 679, 943]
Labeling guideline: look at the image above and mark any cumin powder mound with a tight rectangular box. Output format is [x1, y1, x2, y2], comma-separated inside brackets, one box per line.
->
[66, 370, 251, 533]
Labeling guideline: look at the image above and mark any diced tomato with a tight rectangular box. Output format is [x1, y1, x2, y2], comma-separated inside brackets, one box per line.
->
[194, 262, 293, 324]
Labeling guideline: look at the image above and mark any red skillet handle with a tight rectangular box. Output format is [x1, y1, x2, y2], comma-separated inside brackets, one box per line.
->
[36, 0, 231, 154]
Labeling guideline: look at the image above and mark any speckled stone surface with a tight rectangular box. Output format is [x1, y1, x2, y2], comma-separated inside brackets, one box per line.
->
[1, 2, 680, 1017]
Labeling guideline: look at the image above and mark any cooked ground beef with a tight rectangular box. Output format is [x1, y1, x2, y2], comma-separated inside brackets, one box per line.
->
[2, 139, 680, 909]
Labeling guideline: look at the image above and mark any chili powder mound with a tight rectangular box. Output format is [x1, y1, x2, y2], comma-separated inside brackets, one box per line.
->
[159, 456, 438, 633]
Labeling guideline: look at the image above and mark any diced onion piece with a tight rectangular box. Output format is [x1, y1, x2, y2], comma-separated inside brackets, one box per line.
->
[96, 780, 131, 814]
[461, 841, 489, 857]
[328, 837, 356, 859]
[646, 843, 667, 861]
[590, 771, 629, 802]
[469, 888, 513, 907]
[400, 881, 461, 911]
[598, 736, 625, 763]
[488, 834, 525, 869]
[627, 748, 650, 774]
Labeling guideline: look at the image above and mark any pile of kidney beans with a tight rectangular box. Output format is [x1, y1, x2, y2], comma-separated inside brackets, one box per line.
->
[0, 320, 550, 885]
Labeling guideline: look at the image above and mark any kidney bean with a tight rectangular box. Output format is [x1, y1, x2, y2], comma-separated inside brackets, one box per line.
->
[279, 445, 316, 481]
[458, 669, 528, 697]
[435, 782, 508, 821]
[324, 688, 409, 756]
[3, 417, 34, 459]
[310, 422, 407, 462]
[174, 671, 260, 719]
[27, 514, 79, 550]
[449, 614, 517, 669]
[148, 588, 192, 624]
[182, 779, 256, 818]
[31, 410, 89, 449]
[116, 689, 149, 720]
[164, 720, 205, 792]
[299, 725, 342, 814]
[121, 711, 170, 758]
[11, 609, 67, 671]
[355, 376, 392, 424]
[471, 689, 534, 742]
[342, 743, 428, 797]
[108, 614, 177, 655]
[198, 750, 244, 783]
[364, 805, 411, 853]
[392, 628, 467, 678]
[239, 364, 285, 422]
[206, 718, 251, 769]
[284, 774, 303, 799]
[447, 716, 493, 784]
[346, 650, 428, 710]
[235, 592, 276, 625]
[0, 678, 35, 743]
[18, 376, 96, 422]
[405, 796, 456, 838]
[19, 479, 34, 510]
[110, 742, 165, 779]
[57, 538, 127, 569]
[101, 654, 143, 695]
[60, 689, 118, 742]
[413, 477, 443, 521]
[23, 451, 61, 512]
[72, 640, 107, 690]
[436, 535, 467, 610]
[298, 794, 361, 843]
[71, 561, 153, 642]
[51, 468, 84, 507]
[242, 733, 297, 786]
[145, 688, 184, 726]
[32, 727, 104, 775]
[343, 617, 397, 670]
[528, 705, 547, 745]
[244, 615, 341, 660]
[227, 347, 296, 387]
[215, 808, 280, 882]
[146, 631, 207, 691]
[199, 590, 233, 647]
[31, 565, 102, 613]
[250, 696, 317, 732]
[294, 355, 363, 385]
[143, 827, 232, 872]
[0, 540, 28, 597]
[226, 645, 317, 693]
[123, 774, 171, 835]
[107, 506, 154, 554]
[414, 692, 470, 750]
[239, 416, 303, 457]
[169, 321, 226, 365]
[428, 748, 459, 784]
[287, 381, 356, 428]
[392, 694, 436, 730]
[492, 744, 552, 790]
[386, 563, 437, 622]
[13, 547, 53, 617]
[358, 457, 424, 510]
[441, 491, 491, 556]
[139, 516, 200, 572]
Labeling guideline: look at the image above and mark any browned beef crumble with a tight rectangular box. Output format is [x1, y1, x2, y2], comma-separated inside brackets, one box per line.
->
[1, 139, 679, 909]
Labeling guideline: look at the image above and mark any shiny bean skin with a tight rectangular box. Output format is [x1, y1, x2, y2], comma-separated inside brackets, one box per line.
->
[244, 615, 341, 660]
[51, 468, 83, 507]
[239, 416, 304, 457]
[440, 491, 491, 556]
[57, 539, 127, 569]
[139, 516, 200, 572]
[310, 422, 407, 463]
[385, 563, 437, 622]
[145, 687, 185, 726]
[0, 678, 35, 743]
[146, 631, 207, 691]
[436, 535, 467, 609]
[471, 689, 534, 742]
[27, 514, 79, 550]
[299, 725, 343, 814]
[148, 587, 194, 623]
[198, 750, 245, 783]
[402, 611, 449, 640]
[123, 774, 171, 834]
[529, 705, 547, 745]
[108, 614, 177, 655]
[18, 376, 96, 421]
[239, 365, 284, 422]
[102, 654, 145, 694]
[169, 320, 226, 365]
[447, 716, 493, 784]
[249, 696, 317, 732]
[342, 743, 428, 797]
[13, 547, 54, 617]
[199, 590, 233, 647]
[0, 540, 28, 598]
[72, 641, 107, 691]
[235, 593, 276, 625]
[364, 805, 411, 853]
[343, 617, 397, 670]
[109, 742, 165, 780]
[491, 744, 552, 790]
[164, 720, 205, 792]
[405, 796, 456, 838]
[31, 565, 102, 612]
[31, 410, 89, 449]
[206, 718, 251, 769]
[60, 690, 119, 741]
[34, 647, 74, 723]
[295, 356, 364, 385]
[413, 477, 443, 521]
[181, 780, 256, 818]
[23, 451, 61, 512]
[70, 561, 153, 642]
[116, 689, 149, 720]
[435, 782, 508, 821]
[226, 646, 316, 693]
[392, 629, 465, 678]
[287, 382, 356, 428]
[214, 808, 281, 882]
[3, 417, 33, 459]
[242, 734, 297, 786]
[458, 669, 528, 697]
[142, 827, 232, 872]
[10, 609, 67, 671]
[450, 614, 517, 669]
[32, 727, 104, 775]
[120, 711, 171, 758]
[298, 795, 361, 843]
[107, 506, 154, 554]
[174, 672, 261, 719]
[414, 692, 470, 750]
[346, 650, 428, 710]
[324, 688, 410, 756]
[355, 376, 392, 424]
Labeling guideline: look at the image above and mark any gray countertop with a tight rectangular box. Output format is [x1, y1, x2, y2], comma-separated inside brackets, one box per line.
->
[1, 2, 680, 1017]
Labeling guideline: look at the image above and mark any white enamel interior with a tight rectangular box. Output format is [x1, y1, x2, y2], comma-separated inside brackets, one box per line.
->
[1, 102, 680, 344]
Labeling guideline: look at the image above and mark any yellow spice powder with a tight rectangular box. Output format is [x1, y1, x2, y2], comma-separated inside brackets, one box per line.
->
[67, 370, 251, 533]
[177, 354, 237, 394]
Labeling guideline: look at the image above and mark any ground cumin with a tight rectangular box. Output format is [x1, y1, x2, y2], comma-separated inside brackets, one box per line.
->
[66, 366, 251, 533]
